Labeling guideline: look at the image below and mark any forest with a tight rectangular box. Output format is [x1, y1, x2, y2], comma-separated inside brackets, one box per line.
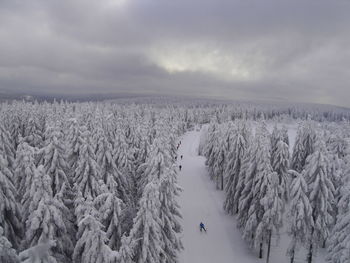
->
[0, 99, 350, 263]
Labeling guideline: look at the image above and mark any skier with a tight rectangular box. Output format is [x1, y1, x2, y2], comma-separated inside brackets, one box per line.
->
[179, 165, 182, 171]
[181, 155, 183, 160]
[175, 156, 177, 161]
[199, 222, 206, 232]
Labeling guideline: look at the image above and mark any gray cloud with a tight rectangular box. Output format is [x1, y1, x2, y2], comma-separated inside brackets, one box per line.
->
[0, 0, 350, 106]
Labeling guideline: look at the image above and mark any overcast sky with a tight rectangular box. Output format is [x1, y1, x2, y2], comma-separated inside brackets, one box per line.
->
[0, 0, 349, 106]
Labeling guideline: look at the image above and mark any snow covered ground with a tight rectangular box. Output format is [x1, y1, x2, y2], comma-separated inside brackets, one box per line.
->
[177, 129, 327, 263]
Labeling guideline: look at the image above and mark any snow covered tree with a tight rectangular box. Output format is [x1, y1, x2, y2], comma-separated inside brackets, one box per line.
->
[224, 125, 248, 215]
[0, 153, 22, 250]
[281, 125, 289, 146]
[287, 170, 314, 263]
[291, 122, 316, 173]
[22, 165, 74, 263]
[271, 140, 290, 202]
[133, 136, 183, 262]
[23, 117, 43, 148]
[73, 196, 111, 263]
[212, 134, 227, 190]
[303, 122, 317, 159]
[0, 226, 19, 263]
[327, 133, 348, 159]
[326, 178, 350, 263]
[270, 125, 280, 154]
[73, 126, 103, 199]
[127, 181, 164, 263]
[67, 119, 84, 172]
[94, 184, 124, 251]
[14, 141, 36, 198]
[0, 124, 16, 173]
[291, 127, 306, 173]
[137, 137, 172, 195]
[231, 142, 249, 213]
[237, 141, 259, 231]
[238, 124, 273, 257]
[19, 241, 57, 263]
[38, 126, 70, 196]
[206, 123, 221, 182]
[8, 113, 24, 150]
[198, 125, 209, 156]
[113, 132, 135, 205]
[95, 128, 129, 203]
[255, 171, 284, 263]
[158, 165, 183, 263]
[304, 138, 335, 263]
[326, 132, 347, 207]
[203, 121, 219, 162]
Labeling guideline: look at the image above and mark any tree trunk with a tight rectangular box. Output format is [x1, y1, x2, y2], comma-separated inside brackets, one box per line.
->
[259, 242, 263, 258]
[307, 227, 314, 263]
[290, 249, 294, 263]
[307, 242, 313, 263]
[221, 173, 224, 191]
[266, 230, 272, 263]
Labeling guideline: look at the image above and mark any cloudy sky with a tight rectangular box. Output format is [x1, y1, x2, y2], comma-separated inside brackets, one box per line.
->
[0, 0, 349, 106]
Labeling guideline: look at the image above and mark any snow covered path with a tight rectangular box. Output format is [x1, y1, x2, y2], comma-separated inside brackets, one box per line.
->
[177, 130, 258, 263]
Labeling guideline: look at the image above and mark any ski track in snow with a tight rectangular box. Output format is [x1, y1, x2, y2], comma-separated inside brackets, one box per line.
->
[177, 130, 327, 263]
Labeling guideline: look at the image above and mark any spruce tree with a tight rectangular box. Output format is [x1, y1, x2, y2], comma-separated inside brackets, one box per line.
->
[23, 165, 74, 262]
[95, 128, 129, 203]
[19, 241, 57, 263]
[73, 126, 103, 199]
[23, 117, 43, 148]
[255, 171, 284, 263]
[239, 125, 272, 257]
[14, 141, 36, 198]
[224, 127, 248, 215]
[291, 122, 316, 173]
[73, 196, 111, 263]
[212, 135, 227, 190]
[159, 165, 183, 262]
[233, 143, 251, 215]
[304, 138, 335, 263]
[127, 181, 164, 263]
[291, 127, 306, 173]
[271, 140, 290, 202]
[0, 153, 22, 249]
[39, 126, 70, 196]
[94, 184, 124, 251]
[287, 170, 314, 263]
[0, 226, 19, 263]
[326, 180, 350, 263]
[0, 124, 16, 174]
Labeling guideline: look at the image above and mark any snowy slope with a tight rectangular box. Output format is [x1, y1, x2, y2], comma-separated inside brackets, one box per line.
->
[177, 130, 327, 263]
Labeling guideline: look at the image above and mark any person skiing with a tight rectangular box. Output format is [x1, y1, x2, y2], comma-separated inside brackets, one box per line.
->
[179, 165, 182, 171]
[181, 155, 183, 160]
[199, 222, 206, 232]
[175, 156, 177, 161]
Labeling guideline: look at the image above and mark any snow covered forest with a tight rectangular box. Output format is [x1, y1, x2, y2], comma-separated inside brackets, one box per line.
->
[1, 99, 350, 263]
[199, 116, 350, 262]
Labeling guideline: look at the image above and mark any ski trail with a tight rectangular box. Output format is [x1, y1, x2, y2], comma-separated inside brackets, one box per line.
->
[177, 130, 258, 263]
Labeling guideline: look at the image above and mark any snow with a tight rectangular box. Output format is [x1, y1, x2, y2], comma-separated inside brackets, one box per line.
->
[177, 129, 327, 263]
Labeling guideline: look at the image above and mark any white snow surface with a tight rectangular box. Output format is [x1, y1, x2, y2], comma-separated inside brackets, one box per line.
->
[177, 129, 327, 263]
